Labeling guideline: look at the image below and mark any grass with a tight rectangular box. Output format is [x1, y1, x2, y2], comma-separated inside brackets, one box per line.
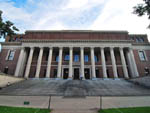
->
[0, 106, 51, 113]
[99, 107, 150, 113]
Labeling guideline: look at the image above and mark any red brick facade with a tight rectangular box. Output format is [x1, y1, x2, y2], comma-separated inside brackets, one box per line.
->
[1, 30, 150, 79]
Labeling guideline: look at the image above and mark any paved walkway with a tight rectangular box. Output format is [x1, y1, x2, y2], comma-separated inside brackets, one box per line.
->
[0, 73, 24, 88]
[0, 96, 150, 113]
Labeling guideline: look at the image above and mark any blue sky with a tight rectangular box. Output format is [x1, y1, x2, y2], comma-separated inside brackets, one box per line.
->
[0, 0, 149, 41]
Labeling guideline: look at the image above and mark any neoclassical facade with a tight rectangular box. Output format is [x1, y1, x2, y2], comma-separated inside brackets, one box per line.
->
[0, 30, 150, 80]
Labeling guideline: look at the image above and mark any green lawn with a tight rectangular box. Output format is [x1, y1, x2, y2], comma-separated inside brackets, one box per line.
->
[99, 107, 150, 113]
[0, 106, 51, 113]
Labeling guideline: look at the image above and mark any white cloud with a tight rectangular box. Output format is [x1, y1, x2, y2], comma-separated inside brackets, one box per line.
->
[0, 0, 149, 41]
[90, 0, 150, 40]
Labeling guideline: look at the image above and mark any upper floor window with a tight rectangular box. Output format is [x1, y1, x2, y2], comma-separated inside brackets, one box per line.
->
[130, 37, 134, 41]
[84, 55, 88, 62]
[139, 51, 146, 61]
[136, 37, 144, 43]
[64, 55, 69, 61]
[7, 50, 15, 60]
[94, 55, 98, 62]
[74, 55, 79, 62]
[55, 56, 59, 62]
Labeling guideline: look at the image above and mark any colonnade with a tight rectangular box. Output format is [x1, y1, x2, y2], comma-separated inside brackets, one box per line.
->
[15, 46, 139, 79]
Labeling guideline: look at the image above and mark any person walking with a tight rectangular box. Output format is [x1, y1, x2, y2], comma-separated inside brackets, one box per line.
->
[80, 74, 83, 80]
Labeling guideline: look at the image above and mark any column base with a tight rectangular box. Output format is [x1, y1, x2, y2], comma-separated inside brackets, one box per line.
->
[113, 78, 120, 80]
[92, 77, 97, 80]
[103, 78, 109, 80]
[55, 78, 62, 80]
[67, 78, 72, 80]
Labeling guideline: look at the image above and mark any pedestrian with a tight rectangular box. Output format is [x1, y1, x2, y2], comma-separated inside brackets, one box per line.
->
[80, 74, 83, 80]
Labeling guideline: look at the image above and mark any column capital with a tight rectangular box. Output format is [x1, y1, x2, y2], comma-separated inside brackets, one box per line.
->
[128, 47, 133, 51]
[119, 47, 124, 50]
[30, 47, 34, 50]
[110, 47, 114, 50]
[48, 47, 53, 49]
[90, 47, 95, 49]
[21, 47, 25, 50]
[69, 47, 73, 50]
[100, 47, 105, 49]
[80, 47, 84, 49]
[59, 47, 63, 49]
[39, 47, 44, 49]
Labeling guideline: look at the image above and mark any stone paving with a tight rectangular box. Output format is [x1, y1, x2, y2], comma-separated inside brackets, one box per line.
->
[0, 74, 24, 88]
[0, 96, 150, 113]
[128, 76, 150, 88]
[0, 77, 150, 113]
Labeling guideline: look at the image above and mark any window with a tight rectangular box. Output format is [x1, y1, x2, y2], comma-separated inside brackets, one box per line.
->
[139, 37, 144, 42]
[136, 37, 144, 43]
[7, 50, 15, 60]
[139, 51, 146, 61]
[130, 37, 134, 41]
[94, 55, 98, 62]
[55, 56, 59, 62]
[74, 55, 79, 62]
[84, 55, 88, 62]
[64, 55, 69, 61]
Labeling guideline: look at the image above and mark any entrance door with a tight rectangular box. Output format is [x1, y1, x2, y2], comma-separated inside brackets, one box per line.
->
[74, 68, 80, 80]
[84, 68, 90, 79]
[63, 68, 69, 79]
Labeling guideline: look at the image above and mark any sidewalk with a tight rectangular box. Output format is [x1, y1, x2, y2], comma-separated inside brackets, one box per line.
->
[0, 96, 150, 113]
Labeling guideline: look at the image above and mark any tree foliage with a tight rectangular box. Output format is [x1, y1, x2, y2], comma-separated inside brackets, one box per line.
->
[0, 10, 19, 39]
[133, 0, 150, 28]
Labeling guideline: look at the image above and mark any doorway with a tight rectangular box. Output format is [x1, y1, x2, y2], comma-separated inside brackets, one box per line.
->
[74, 68, 80, 80]
[84, 68, 90, 79]
[63, 68, 69, 79]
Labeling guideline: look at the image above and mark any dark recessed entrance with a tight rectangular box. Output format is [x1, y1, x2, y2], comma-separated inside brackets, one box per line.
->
[54, 69, 57, 78]
[63, 68, 69, 79]
[85, 68, 90, 79]
[74, 68, 80, 80]
[96, 68, 99, 78]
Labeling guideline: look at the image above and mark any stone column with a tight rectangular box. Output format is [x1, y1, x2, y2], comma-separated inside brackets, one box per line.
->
[129, 48, 139, 77]
[69, 47, 73, 79]
[15, 47, 25, 77]
[101, 47, 107, 78]
[35, 47, 44, 78]
[126, 49, 134, 77]
[57, 47, 63, 78]
[24, 47, 34, 78]
[20, 49, 28, 77]
[110, 47, 118, 78]
[80, 47, 85, 78]
[91, 47, 96, 79]
[46, 47, 53, 78]
[119, 47, 129, 78]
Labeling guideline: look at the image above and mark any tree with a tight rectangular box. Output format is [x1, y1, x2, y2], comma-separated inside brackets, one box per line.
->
[133, 0, 150, 28]
[0, 10, 19, 39]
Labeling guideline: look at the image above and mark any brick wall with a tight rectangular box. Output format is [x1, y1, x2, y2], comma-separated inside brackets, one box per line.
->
[0, 49, 20, 75]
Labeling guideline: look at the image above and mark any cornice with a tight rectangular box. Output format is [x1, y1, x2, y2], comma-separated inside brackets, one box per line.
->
[1, 42, 21, 46]
[132, 43, 150, 46]
[21, 39, 132, 43]
[25, 30, 128, 34]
